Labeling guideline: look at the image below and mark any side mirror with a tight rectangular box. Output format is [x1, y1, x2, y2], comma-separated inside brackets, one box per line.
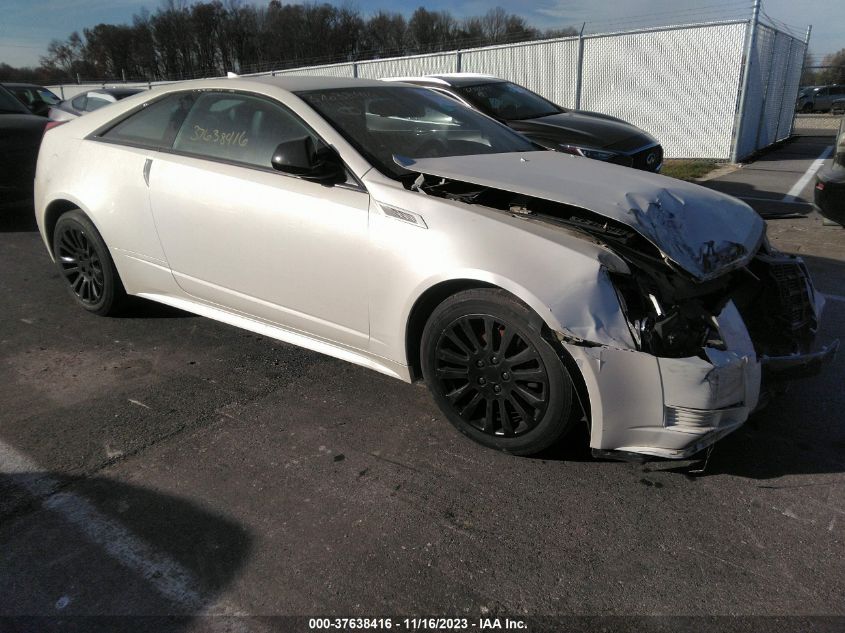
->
[271, 136, 345, 183]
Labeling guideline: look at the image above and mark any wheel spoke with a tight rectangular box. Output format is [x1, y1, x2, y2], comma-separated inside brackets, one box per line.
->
[445, 382, 470, 403]
[507, 393, 535, 427]
[497, 326, 514, 355]
[510, 365, 546, 379]
[437, 348, 469, 364]
[482, 399, 495, 432]
[60, 234, 76, 253]
[444, 327, 472, 357]
[435, 366, 469, 379]
[459, 391, 483, 418]
[483, 317, 494, 351]
[506, 346, 536, 365]
[458, 320, 477, 353]
[512, 383, 545, 407]
[498, 399, 514, 436]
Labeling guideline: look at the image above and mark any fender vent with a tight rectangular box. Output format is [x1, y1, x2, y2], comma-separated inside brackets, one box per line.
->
[665, 405, 744, 429]
[379, 203, 428, 229]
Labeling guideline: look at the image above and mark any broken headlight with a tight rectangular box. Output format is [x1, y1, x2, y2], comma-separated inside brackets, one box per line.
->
[611, 273, 726, 358]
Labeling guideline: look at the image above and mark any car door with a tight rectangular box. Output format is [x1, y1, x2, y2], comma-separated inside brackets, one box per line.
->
[148, 90, 370, 350]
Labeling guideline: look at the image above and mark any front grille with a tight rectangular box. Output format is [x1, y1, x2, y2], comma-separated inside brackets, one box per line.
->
[631, 145, 664, 172]
[768, 261, 815, 333]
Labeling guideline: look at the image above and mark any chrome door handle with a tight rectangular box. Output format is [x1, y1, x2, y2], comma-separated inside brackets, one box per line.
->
[143, 158, 152, 186]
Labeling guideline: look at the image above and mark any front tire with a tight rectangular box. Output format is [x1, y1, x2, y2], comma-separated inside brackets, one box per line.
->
[52, 209, 126, 316]
[421, 289, 575, 456]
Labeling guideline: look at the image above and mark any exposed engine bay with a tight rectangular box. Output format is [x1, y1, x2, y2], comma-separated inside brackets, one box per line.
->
[412, 174, 821, 364]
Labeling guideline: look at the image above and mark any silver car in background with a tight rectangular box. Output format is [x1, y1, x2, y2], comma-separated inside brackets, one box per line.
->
[48, 87, 145, 121]
[34, 76, 837, 460]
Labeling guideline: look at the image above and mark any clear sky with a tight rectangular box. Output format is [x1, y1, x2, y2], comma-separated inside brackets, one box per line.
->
[0, 0, 841, 69]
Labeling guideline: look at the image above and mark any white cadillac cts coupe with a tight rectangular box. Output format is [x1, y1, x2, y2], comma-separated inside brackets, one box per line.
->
[35, 76, 837, 458]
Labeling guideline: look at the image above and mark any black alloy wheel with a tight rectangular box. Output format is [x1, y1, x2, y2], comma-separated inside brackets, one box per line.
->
[52, 209, 125, 315]
[422, 289, 575, 455]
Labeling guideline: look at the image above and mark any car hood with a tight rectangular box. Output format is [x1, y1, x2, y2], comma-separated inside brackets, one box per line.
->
[397, 151, 764, 281]
[508, 110, 655, 152]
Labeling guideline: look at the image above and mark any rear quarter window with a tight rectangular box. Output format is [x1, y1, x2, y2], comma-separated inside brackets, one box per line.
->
[86, 96, 112, 111]
[101, 93, 196, 149]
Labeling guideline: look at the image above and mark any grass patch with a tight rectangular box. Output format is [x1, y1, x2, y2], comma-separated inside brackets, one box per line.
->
[660, 160, 718, 181]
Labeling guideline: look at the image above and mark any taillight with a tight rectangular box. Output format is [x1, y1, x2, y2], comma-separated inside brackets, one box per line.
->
[44, 120, 67, 132]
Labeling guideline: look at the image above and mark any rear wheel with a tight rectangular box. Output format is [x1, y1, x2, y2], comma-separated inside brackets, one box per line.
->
[52, 209, 125, 316]
[421, 289, 575, 455]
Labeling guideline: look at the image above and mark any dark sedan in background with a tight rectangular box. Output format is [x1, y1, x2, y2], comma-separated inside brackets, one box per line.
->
[384, 73, 663, 172]
[2, 83, 61, 117]
[815, 115, 845, 226]
[0, 84, 47, 204]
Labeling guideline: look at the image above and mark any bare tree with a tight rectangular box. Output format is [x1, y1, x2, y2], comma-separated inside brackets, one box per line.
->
[23, 2, 576, 82]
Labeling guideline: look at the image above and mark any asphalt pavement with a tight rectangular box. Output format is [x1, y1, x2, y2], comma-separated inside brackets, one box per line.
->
[1, 129, 843, 632]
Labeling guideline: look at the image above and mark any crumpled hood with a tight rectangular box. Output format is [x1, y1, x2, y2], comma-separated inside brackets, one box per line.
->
[398, 151, 765, 281]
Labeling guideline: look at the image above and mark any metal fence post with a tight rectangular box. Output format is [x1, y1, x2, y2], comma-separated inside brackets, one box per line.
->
[784, 25, 813, 139]
[353, 62, 358, 78]
[754, 28, 779, 149]
[574, 22, 586, 110]
[773, 35, 795, 141]
[456, 50, 462, 73]
[730, 0, 761, 162]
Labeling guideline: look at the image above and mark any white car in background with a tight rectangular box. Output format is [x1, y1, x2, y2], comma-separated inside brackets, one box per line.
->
[48, 87, 145, 121]
[34, 76, 837, 459]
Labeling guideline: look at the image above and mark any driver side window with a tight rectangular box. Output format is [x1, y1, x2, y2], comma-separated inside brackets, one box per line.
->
[173, 92, 322, 170]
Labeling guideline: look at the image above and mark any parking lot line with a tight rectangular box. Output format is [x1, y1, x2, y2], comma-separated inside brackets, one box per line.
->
[0, 439, 248, 625]
[782, 146, 833, 202]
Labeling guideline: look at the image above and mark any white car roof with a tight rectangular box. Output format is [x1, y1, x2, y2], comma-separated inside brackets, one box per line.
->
[380, 73, 497, 85]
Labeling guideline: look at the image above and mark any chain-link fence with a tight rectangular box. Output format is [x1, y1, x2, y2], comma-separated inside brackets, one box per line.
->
[47, 14, 809, 162]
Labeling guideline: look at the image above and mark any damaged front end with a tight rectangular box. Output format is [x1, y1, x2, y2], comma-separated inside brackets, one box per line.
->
[401, 153, 838, 458]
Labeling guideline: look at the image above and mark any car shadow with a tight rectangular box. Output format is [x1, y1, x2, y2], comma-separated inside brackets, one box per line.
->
[1, 470, 252, 629]
[116, 297, 196, 320]
[0, 199, 38, 232]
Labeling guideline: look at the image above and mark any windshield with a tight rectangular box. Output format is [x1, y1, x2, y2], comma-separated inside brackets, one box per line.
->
[297, 86, 539, 180]
[36, 88, 61, 104]
[455, 82, 562, 121]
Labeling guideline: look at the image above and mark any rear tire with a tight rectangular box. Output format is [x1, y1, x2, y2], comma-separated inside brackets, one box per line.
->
[52, 209, 126, 316]
[421, 289, 574, 456]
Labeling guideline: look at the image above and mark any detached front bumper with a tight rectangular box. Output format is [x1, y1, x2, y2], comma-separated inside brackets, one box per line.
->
[762, 339, 839, 380]
[565, 299, 836, 460]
